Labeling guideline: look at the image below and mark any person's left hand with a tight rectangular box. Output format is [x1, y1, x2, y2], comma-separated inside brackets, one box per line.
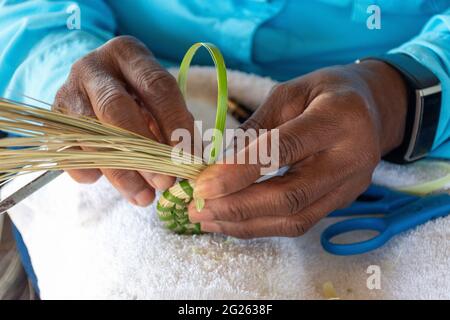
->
[188, 60, 408, 238]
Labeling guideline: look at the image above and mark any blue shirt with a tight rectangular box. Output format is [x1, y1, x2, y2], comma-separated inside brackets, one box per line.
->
[0, 0, 449, 158]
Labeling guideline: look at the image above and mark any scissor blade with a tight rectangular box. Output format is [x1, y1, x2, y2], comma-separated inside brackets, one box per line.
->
[0, 170, 63, 215]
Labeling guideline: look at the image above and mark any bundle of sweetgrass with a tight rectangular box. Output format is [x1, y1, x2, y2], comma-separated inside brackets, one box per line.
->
[0, 43, 228, 235]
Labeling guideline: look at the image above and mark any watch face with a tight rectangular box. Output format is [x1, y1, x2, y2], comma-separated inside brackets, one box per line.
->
[409, 92, 442, 161]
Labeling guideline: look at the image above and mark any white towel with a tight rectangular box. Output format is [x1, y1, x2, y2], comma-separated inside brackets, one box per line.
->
[3, 68, 450, 299]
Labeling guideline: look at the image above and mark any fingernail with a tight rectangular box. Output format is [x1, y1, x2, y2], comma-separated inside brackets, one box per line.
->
[134, 189, 154, 207]
[152, 175, 173, 191]
[140, 172, 157, 188]
[128, 197, 138, 206]
[188, 203, 200, 222]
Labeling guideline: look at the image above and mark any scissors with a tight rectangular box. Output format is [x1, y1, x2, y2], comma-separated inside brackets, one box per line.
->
[0, 170, 63, 215]
[321, 185, 450, 256]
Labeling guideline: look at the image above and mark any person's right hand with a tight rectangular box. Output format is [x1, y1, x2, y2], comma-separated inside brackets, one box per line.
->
[53, 36, 195, 207]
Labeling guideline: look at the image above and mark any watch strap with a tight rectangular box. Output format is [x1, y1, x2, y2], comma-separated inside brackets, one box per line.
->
[359, 53, 442, 163]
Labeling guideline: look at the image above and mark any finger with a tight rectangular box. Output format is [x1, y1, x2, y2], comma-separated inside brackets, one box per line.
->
[140, 171, 175, 191]
[195, 106, 344, 200]
[54, 85, 103, 183]
[55, 58, 171, 192]
[200, 176, 370, 238]
[239, 81, 310, 132]
[104, 36, 195, 146]
[81, 69, 157, 138]
[81, 66, 173, 190]
[102, 168, 155, 207]
[137, 107, 175, 190]
[67, 168, 102, 184]
[138, 105, 164, 143]
[189, 151, 352, 223]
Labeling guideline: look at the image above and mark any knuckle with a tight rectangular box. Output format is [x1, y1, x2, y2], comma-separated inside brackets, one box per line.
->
[53, 85, 71, 112]
[338, 91, 372, 128]
[282, 182, 311, 214]
[69, 56, 108, 93]
[210, 177, 228, 197]
[286, 213, 317, 237]
[104, 35, 141, 53]
[278, 129, 305, 164]
[95, 84, 123, 117]
[226, 201, 248, 222]
[270, 83, 290, 99]
[137, 69, 177, 98]
[268, 81, 307, 116]
[282, 218, 307, 237]
[240, 117, 264, 131]
[102, 36, 153, 66]
[109, 170, 136, 190]
[71, 52, 97, 76]
[70, 58, 84, 75]
[54, 84, 96, 118]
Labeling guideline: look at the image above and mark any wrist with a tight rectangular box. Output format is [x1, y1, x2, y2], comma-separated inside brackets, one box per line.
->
[349, 60, 408, 155]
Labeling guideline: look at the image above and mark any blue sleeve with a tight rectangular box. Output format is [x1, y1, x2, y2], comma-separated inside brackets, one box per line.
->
[0, 0, 116, 108]
[391, 8, 450, 160]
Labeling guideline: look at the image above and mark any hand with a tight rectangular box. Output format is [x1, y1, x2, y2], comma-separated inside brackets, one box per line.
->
[53, 36, 194, 206]
[188, 60, 408, 238]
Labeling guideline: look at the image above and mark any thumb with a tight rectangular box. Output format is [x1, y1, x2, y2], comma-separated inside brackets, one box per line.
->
[194, 108, 340, 199]
[194, 163, 261, 200]
[193, 129, 275, 200]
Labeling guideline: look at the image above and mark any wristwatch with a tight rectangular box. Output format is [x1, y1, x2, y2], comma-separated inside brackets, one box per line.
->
[356, 53, 442, 164]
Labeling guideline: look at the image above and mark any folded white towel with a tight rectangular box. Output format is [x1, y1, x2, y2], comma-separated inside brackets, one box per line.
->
[3, 68, 450, 299]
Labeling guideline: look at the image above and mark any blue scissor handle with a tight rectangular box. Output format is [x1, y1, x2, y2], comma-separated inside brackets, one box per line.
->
[321, 217, 391, 255]
[328, 185, 417, 217]
[322, 193, 450, 255]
